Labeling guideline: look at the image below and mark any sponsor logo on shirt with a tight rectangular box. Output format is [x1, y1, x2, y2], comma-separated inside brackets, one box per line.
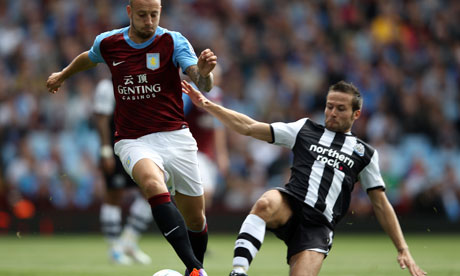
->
[117, 74, 161, 101]
[309, 144, 354, 170]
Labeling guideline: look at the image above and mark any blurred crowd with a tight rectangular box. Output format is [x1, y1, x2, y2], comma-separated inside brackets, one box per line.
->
[1, 0, 460, 228]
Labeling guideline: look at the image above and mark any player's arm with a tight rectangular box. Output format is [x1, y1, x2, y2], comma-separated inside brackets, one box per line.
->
[368, 189, 427, 276]
[47, 51, 97, 93]
[182, 80, 272, 142]
[94, 112, 116, 173]
[185, 49, 216, 92]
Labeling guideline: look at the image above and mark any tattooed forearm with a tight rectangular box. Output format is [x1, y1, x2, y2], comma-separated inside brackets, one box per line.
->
[186, 65, 214, 92]
[197, 72, 213, 92]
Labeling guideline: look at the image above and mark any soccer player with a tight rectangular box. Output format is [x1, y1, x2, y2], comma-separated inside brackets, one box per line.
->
[182, 80, 427, 276]
[94, 78, 152, 265]
[46, 0, 216, 275]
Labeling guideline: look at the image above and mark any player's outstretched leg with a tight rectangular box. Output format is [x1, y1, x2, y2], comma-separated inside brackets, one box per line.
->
[121, 194, 153, 264]
[100, 203, 132, 265]
[229, 214, 266, 276]
[148, 192, 203, 272]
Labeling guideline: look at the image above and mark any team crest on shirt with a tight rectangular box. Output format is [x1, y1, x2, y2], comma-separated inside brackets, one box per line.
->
[146, 53, 160, 70]
[353, 143, 365, 157]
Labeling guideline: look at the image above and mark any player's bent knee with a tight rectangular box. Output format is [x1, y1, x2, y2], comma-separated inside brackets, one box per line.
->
[251, 197, 274, 216]
[139, 178, 168, 198]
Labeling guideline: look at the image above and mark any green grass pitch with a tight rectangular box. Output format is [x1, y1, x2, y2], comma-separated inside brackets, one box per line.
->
[0, 233, 458, 276]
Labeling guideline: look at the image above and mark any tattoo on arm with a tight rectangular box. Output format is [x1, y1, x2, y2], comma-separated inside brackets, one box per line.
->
[186, 65, 213, 92]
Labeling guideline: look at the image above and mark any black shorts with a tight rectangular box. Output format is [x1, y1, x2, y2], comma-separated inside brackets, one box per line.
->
[267, 190, 334, 264]
[104, 156, 138, 190]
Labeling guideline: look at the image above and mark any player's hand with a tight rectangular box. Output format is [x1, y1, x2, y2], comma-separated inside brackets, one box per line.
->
[182, 80, 209, 108]
[197, 49, 217, 77]
[46, 72, 64, 94]
[397, 249, 427, 276]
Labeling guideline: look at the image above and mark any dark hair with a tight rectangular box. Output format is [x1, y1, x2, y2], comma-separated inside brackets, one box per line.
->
[328, 81, 362, 111]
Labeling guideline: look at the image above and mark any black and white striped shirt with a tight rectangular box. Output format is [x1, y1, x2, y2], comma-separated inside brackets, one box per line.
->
[271, 118, 385, 228]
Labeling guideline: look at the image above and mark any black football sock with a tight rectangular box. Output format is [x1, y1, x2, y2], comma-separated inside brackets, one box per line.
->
[148, 193, 202, 271]
[188, 223, 208, 264]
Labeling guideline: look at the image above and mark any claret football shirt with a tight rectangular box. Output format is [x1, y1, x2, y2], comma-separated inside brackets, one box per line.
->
[89, 26, 198, 141]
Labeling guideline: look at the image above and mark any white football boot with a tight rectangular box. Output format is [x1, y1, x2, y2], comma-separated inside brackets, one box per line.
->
[110, 243, 133, 265]
[121, 228, 152, 264]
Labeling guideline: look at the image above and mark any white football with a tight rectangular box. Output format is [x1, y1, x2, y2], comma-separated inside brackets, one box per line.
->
[152, 269, 183, 276]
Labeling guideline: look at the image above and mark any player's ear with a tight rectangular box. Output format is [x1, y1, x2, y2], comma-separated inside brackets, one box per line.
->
[353, 109, 361, 120]
[127, 4, 132, 17]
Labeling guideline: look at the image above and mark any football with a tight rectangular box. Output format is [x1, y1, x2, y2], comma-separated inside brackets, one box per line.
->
[152, 269, 183, 276]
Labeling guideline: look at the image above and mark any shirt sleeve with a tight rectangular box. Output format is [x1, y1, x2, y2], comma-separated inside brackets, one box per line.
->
[88, 28, 125, 64]
[170, 31, 198, 73]
[93, 79, 115, 115]
[88, 33, 106, 64]
[271, 118, 308, 149]
[359, 150, 386, 191]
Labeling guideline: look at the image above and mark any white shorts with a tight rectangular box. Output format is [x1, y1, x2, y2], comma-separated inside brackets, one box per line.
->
[196, 151, 218, 193]
[114, 128, 203, 196]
